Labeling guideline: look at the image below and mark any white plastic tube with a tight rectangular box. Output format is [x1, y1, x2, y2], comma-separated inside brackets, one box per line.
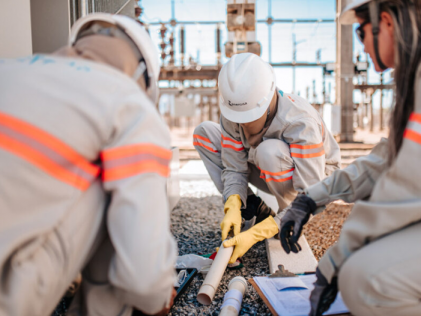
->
[219, 276, 248, 316]
[197, 241, 234, 305]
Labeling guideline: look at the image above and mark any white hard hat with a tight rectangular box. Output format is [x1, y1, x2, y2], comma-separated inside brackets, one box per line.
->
[69, 13, 160, 103]
[218, 53, 276, 124]
[340, 0, 372, 24]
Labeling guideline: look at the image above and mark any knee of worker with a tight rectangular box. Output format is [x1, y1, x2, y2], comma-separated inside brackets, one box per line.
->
[339, 254, 388, 315]
[255, 139, 292, 170]
[193, 121, 221, 154]
[193, 121, 219, 140]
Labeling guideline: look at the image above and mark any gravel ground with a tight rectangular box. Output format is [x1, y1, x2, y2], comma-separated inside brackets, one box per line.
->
[54, 180, 352, 316]
[303, 201, 353, 261]
[170, 180, 271, 316]
[171, 180, 353, 315]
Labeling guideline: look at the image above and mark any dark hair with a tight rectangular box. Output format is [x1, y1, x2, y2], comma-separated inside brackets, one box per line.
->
[356, 0, 421, 163]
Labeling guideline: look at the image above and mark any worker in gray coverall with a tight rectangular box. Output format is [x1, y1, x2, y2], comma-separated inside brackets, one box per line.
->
[277, 1, 421, 315]
[194, 53, 341, 264]
[0, 14, 177, 316]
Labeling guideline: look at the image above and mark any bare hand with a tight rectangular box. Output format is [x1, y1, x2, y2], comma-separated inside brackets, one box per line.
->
[133, 288, 177, 316]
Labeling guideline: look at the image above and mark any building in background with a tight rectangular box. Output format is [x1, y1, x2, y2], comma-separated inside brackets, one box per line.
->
[0, 0, 136, 58]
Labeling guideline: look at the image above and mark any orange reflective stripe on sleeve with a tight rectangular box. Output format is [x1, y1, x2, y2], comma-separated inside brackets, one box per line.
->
[0, 111, 100, 190]
[101, 143, 171, 181]
[290, 141, 325, 158]
[404, 113, 421, 145]
[193, 134, 218, 153]
[258, 167, 294, 183]
[221, 134, 245, 151]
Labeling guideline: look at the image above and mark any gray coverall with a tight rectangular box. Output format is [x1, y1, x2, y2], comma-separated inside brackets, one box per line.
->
[194, 89, 341, 216]
[0, 56, 176, 316]
[306, 66, 421, 315]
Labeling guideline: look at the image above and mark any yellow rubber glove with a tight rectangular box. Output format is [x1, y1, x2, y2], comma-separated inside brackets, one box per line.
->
[223, 216, 279, 264]
[220, 194, 242, 241]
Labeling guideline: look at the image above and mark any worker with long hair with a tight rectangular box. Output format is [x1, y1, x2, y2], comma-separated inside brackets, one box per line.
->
[278, 1, 421, 315]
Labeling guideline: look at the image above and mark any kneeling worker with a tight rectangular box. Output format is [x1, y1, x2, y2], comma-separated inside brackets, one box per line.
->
[193, 53, 340, 262]
[0, 14, 176, 316]
[280, 0, 421, 315]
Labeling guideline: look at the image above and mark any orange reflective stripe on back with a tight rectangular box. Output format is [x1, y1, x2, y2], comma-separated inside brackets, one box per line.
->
[404, 129, 421, 145]
[0, 111, 100, 190]
[404, 112, 421, 145]
[101, 143, 171, 181]
[409, 112, 421, 124]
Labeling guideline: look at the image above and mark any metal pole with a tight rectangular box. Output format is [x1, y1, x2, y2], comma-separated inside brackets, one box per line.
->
[81, 0, 87, 16]
[180, 25, 185, 67]
[312, 80, 316, 104]
[380, 73, 384, 130]
[171, 0, 175, 21]
[91, 0, 95, 12]
[216, 24, 221, 65]
[322, 71, 326, 104]
[337, 0, 354, 142]
[370, 92, 374, 132]
[292, 34, 296, 94]
[115, 0, 132, 14]
[268, 0, 272, 63]
[71, 0, 77, 24]
[148, 18, 335, 26]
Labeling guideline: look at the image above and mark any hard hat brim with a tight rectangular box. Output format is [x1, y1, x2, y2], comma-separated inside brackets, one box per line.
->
[339, 0, 371, 24]
[340, 10, 359, 24]
[69, 13, 160, 104]
[219, 92, 273, 124]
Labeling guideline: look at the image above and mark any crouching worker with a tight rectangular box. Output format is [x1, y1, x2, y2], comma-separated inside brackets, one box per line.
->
[193, 53, 340, 263]
[0, 14, 177, 316]
[279, 1, 421, 315]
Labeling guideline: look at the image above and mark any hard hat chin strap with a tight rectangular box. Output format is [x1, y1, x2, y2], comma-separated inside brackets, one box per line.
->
[369, 1, 388, 71]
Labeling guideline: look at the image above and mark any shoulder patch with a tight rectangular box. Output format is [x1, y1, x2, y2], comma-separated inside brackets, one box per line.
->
[279, 90, 284, 97]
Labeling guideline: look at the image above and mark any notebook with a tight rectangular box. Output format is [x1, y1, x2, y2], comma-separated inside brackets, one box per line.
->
[250, 275, 350, 316]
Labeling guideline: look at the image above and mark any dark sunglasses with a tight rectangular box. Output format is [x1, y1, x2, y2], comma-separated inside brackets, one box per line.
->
[356, 21, 369, 43]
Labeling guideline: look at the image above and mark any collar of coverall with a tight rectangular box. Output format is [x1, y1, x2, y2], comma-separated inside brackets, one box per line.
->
[54, 35, 140, 78]
[241, 92, 278, 148]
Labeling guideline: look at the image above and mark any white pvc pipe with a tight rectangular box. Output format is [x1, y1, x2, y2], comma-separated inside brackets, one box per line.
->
[219, 276, 248, 316]
[80, 0, 87, 17]
[197, 241, 234, 305]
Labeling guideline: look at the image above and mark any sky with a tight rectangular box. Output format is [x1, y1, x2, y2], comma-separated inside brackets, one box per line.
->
[139, 0, 393, 110]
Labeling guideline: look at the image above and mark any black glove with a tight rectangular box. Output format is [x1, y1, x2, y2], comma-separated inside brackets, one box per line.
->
[309, 268, 338, 316]
[279, 194, 317, 253]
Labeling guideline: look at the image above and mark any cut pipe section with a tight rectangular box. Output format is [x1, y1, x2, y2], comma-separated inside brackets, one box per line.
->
[197, 241, 234, 305]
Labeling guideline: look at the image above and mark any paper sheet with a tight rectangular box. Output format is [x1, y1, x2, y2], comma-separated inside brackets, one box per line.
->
[254, 275, 349, 316]
[270, 277, 307, 291]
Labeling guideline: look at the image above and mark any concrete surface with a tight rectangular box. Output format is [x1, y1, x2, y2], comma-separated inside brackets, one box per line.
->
[256, 188, 318, 274]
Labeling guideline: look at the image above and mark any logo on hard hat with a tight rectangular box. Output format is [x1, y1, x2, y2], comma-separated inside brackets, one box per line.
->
[228, 100, 247, 106]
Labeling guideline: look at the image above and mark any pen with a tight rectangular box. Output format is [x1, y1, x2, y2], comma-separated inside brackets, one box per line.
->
[295, 271, 315, 275]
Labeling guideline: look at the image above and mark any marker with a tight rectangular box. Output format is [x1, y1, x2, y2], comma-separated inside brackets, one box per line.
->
[295, 271, 316, 275]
